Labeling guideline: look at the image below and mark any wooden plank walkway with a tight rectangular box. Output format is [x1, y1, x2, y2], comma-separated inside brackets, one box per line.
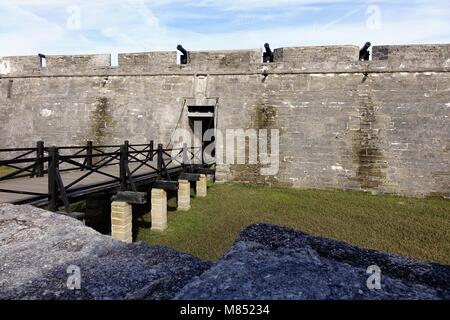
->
[0, 161, 180, 205]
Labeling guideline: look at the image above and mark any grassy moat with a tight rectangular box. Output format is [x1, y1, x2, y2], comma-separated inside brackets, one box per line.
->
[136, 183, 450, 265]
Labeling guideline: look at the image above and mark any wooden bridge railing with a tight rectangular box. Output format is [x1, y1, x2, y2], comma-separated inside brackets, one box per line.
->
[0, 141, 208, 212]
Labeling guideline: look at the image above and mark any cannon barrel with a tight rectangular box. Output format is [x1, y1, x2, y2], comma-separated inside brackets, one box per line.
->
[359, 42, 371, 61]
[177, 45, 187, 56]
[263, 43, 274, 63]
[363, 42, 371, 51]
[38, 53, 46, 68]
[177, 45, 189, 65]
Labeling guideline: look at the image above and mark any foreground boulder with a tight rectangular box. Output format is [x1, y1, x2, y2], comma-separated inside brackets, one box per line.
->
[1, 205, 449, 300]
[0, 204, 211, 300]
[176, 224, 450, 300]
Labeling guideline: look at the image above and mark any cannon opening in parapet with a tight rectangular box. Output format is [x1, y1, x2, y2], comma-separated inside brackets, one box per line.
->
[263, 43, 274, 63]
[177, 44, 190, 65]
[359, 42, 371, 61]
[38, 53, 46, 68]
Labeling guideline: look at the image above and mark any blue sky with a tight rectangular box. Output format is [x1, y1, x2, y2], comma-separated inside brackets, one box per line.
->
[0, 0, 449, 59]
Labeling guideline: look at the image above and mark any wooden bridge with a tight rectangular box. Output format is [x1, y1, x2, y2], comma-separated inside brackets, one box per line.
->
[0, 140, 214, 214]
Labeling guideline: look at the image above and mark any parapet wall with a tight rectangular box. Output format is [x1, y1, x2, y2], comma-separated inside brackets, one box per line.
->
[273, 45, 360, 70]
[188, 49, 262, 71]
[46, 54, 111, 72]
[1, 44, 449, 198]
[373, 44, 450, 69]
[118, 51, 177, 72]
[1, 44, 449, 76]
[0, 56, 40, 74]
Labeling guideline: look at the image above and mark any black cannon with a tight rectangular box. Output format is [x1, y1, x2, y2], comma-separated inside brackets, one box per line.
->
[38, 53, 46, 68]
[177, 45, 189, 65]
[359, 42, 371, 61]
[263, 43, 274, 63]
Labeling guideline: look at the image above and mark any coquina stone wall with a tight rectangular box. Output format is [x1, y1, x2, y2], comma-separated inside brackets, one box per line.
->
[0, 44, 449, 197]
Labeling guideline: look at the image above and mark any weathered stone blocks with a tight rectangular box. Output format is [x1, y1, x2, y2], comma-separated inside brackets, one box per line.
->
[111, 201, 132, 243]
[1, 44, 450, 198]
[151, 189, 167, 232]
[196, 174, 207, 197]
[178, 180, 191, 211]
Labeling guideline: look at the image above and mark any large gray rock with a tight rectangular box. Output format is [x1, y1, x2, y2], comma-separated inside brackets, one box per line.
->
[0, 204, 211, 300]
[176, 224, 450, 300]
[1, 204, 449, 300]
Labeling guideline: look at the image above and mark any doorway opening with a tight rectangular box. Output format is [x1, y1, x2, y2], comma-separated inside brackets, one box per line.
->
[188, 106, 215, 163]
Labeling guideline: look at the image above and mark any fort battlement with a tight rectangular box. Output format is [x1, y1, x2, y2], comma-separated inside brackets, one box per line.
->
[0, 43, 449, 198]
[1, 44, 449, 76]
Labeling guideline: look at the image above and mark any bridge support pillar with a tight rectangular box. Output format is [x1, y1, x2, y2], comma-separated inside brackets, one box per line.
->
[177, 180, 191, 211]
[151, 189, 167, 232]
[196, 174, 207, 197]
[111, 201, 133, 243]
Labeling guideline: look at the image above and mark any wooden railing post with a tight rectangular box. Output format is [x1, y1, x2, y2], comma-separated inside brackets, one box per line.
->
[119, 142, 129, 191]
[157, 144, 163, 179]
[149, 140, 154, 161]
[35, 141, 44, 177]
[48, 147, 59, 212]
[86, 141, 93, 170]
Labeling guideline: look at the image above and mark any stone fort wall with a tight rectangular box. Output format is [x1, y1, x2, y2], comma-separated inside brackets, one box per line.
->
[0, 44, 449, 197]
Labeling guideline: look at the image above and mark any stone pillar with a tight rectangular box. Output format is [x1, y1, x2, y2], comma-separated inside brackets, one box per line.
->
[177, 180, 191, 211]
[196, 174, 207, 197]
[111, 201, 132, 243]
[151, 189, 167, 232]
[215, 164, 231, 183]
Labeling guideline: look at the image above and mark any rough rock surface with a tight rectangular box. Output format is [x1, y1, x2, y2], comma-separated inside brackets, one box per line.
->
[1, 205, 449, 300]
[176, 224, 450, 300]
[0, 204, 211, 300]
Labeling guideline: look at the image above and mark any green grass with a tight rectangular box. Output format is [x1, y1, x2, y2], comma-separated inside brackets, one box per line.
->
[136, 183, 450, 264]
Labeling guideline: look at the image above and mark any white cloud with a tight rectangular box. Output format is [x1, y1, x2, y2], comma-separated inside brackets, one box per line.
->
[0, 0, 448, 57]
[172, 0, 357, 11]
[0, 2, 66, 55]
